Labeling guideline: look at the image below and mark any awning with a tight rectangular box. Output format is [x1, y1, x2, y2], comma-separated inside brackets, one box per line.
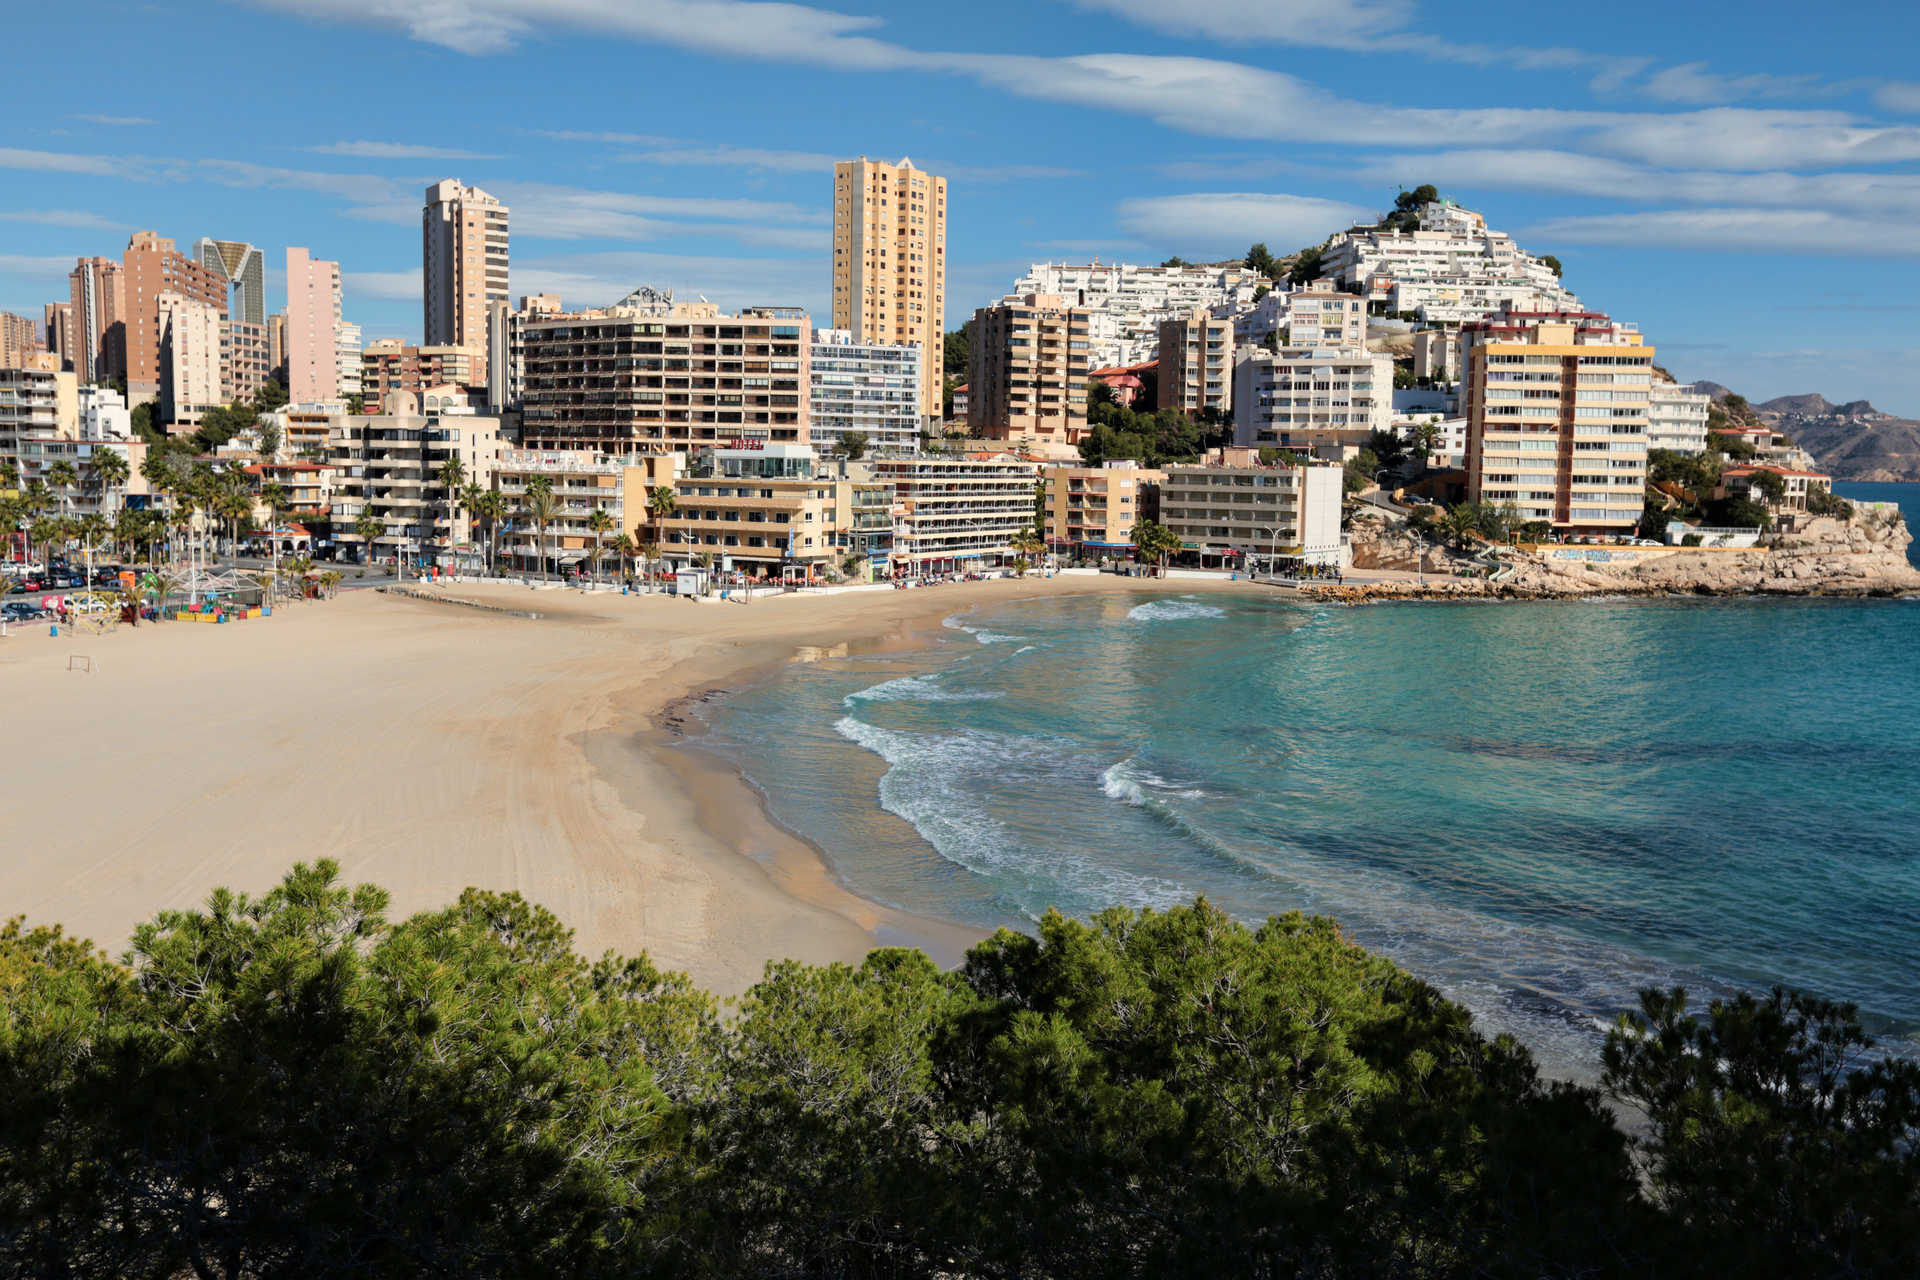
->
[1081, 540, 1135, 549]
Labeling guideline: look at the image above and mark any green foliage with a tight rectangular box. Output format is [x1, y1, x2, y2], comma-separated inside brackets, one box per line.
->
[1707, 496, 1772, 530]
[1258, 446, 1310, 466]
[1542, 254, 1564, 277]
[1079, 388, 1205, 468]
[1128, 516, 1183, 566]
[1159, 255, 1191, 268]
[1748, 468, 1788, 502]
[1681, 532, 1704, 546]
[129, 400, 154, 439]
[836, 429, 869, 461]
[1287, 243, 1326, 286]
[1394, 363, 1418, 389]
[1243, 242, 1277, 279]
[1640, 500, 1673, 541]
[1344, 447, 1382, 494]
[252, 377, 288, 413]
[1807, 487, 1853, 519]
[1605, 986, 1920, 1277]
[942, 323, 970, 377]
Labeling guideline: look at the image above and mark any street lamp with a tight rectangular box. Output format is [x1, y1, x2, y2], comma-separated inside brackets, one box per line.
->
[1255, 525, 1280, 579]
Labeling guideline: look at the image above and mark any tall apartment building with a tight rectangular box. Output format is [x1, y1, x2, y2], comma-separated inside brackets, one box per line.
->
[68, 256, 125, 384]
[521, 290, 809, 454]
[1158, 307, 1234, 417]
[1648, 376, 1712, 454]
[1044, 460, 1162, 557]
[1231, 346, 1393, 455]
[423, 179, 509, 354]
[808, 328, 922, 456]
[874, 454, 1039, 574]
[335, 320, 363, 401]
[286, 247, 343, 403]
[1018, 260, 1269, 368]
[1157, 461, 1345, 567]
[194, 238, 266, 326]
[361, 340, 485, 406]
[968, 292, 1093, 453]
[327, 389, 503, 566]
[43, 303, 74, 372]
[268, 313, 287, 383]
[1321, 200, 1578, 325]
[122, 231, 228, 402]
[832, 156, 945, 426]
[157, 293, 224, 431]
[222, 321, 272, 405]
[1, 312, 43, 366]
[486, 292, 562, 412]
[1461, 309, 1652, 536]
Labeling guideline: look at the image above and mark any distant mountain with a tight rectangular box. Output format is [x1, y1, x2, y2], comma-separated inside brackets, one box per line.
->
[1688, 380, 1735, 401]
[1756, 395, 1920, 483]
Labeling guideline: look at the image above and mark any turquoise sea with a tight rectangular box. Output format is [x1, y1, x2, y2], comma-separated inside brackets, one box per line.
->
[698, 483, 1920, 1079]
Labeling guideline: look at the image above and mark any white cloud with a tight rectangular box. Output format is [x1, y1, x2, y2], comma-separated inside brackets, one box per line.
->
[1352, 149, 1920, 217]
[0, 254, 82, 275]
[343, 268, 423, 301]
[1521, 208, 1920, 257]
[70, 114, 154, 126]
[491, 180, 829, 245]
[1639, 63, 1829, 106]
[622, 145, 844, 174]
[0, 209, 129, 231]
[304, 140, 505, 159]
[525, 129, 680, 144]
[1116, 193, 1372, 257]
[0, 147, 146, 178]
[1872, 82, 1920, 115]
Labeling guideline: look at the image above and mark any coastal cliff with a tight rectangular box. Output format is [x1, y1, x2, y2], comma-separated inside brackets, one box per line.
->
[1338, 506, 1920, 602]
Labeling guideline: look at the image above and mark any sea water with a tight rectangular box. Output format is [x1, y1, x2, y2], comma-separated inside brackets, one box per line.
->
[699, 485, 1920, 1080]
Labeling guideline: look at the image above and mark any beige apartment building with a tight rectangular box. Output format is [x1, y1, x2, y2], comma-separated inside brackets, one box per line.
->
[222, 320, 272, 405]
[244, 460, 341, 524]
[1158, 307, 1234, 417]
[1462, 309, 1652, 536]
[521, 292, 809, 454]
[68, 256, 126, 384]
[287, 247, 344, 404]
[833, 156, 946, 426]
[662, 444, 842, 577]
[1, 312, 43, 367]
[0, 355, 78, 459]
[968, 292, 1093, 453]
[122, 231, 228, 403]
[874, 453, 1039, 574]
[327, 389, 503, 567]
[1412, 329, 1455, 382]
[493, 448, 676, 575]
[1231, 345, 1393, 456]
[361, 340, 484, 405]
[423, 179, 509, 356]
[1283, 285, 1367, 347]
[157, 293, 224, 431]
[1157, 460, 1346, 567]
[1044, 460, 1162, 557]
[43, 303, 74, 372]
[486, 292, 563, 412]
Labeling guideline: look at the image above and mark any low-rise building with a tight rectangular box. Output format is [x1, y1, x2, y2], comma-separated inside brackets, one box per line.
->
[1158, 308, 1233, 417]
[950, 383, 968, 420]
[360, 340, 484, 406]
[875, 453, 1040, 575]
[1087, 361, 1153, 408]
[326, 389, 503, 567]
[809, 328, 922, 456]
[78, 385, 130, 441]
[244, 460, 342, 528]
[1412, 329, 1455, 382]
[1649, 378, 1712, 454]
[1156, 460, 1345, 567]
[1044, 460, 1162, 558]
[8, 435, 148, 514]
[0, 355, 77, 458]
[492, 448, 676, 575]
[1716, 463, 1832, 515]
[1232, 345, 1392, 456]
[661, 443, 841, 578]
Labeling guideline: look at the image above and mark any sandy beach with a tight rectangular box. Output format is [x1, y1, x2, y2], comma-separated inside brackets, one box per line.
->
[0, 572, 1271, 994]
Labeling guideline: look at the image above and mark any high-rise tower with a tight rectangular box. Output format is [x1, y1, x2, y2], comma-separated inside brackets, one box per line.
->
[832, 156, 945, 426]
[422, 179, 509, 353]
[195, 238, 266, 326]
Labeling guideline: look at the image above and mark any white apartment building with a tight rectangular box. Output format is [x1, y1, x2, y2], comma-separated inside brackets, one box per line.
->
[1462, 309, 1652, 536]
[335, 320, 364, 401]
[808, 328, 922, 456]
[1215, 283, 1365, 350]
[1156, 462, 1345, 567]
[158, 292, 224, 431]
[1394, 413, 1470, 469]
[1014, 260, 1269, 368]
[78, 385, 131, 441]
[1231, 345, 1393, 456]
[874, 454, 1039, 574]
[0, 358, 77, 459]
[327, 389, 503, 567]
[8, 436, 148, 515]
[1321, 201, 1579, 325]
[486, 293, 563, 413]
[1649, 378, 1712, 454]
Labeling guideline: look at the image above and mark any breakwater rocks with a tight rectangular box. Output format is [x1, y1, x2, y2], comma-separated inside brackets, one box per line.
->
[1329, 509, 1920, 603]
[380, 587, 544, 619]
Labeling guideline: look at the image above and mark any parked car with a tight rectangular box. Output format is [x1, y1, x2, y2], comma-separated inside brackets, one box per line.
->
[7, 577, 43, 594]
[2, 600, 44, 623]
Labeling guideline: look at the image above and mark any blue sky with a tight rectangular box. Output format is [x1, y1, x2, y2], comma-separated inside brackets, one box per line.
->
[5, 0, 1920, 412]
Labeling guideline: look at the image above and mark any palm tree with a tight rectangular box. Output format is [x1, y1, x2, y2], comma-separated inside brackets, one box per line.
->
[612, 532, 637, 587]
[1411, 418, 1443, 467]
[1129, 518, 1183, 576]
[637, 539, 659, 593]
[216, 477, 254, 562]
[470, 488, 505, 576]
[523, 476, 558, 583]
[1441, 505, 1480, 550]
[586, 506, 615, 584]
[318, 569, 342, 599]
[1012, 526, 1046, 576]
[90, 449, 130, 514]
[142, 567, 181, 620]
[460, 481, 488, 574]
[74, 513, 109, 579]
[438, 456, 467, 573]
[260, 481, 290, 598]
[353, 510, 384, 572]
[30, 516, 59, 573]
[46, 460, 78, 524]
[646, 485, 678, 544]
